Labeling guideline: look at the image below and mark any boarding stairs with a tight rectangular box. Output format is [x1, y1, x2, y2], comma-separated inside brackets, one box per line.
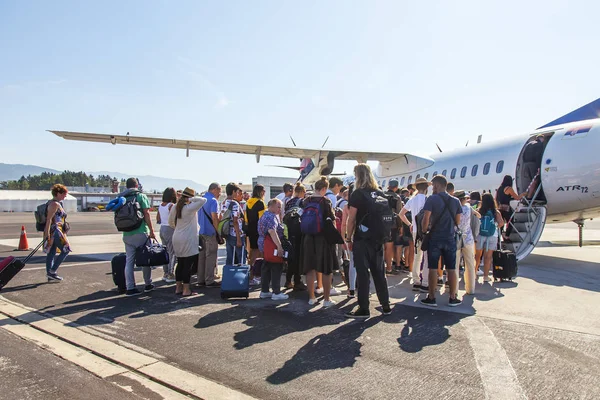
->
[502, 183, 547, 261]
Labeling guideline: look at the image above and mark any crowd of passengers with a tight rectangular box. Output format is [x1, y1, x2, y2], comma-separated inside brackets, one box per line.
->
[42, 163, 530, 318]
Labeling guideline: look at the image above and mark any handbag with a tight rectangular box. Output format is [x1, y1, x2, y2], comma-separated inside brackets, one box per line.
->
[203, 208, 225, 245]
[324, 217, 344, 245]
[198, 235, 205, 252]
[264, 235, 284, 263]
[135, 238, 169, 267]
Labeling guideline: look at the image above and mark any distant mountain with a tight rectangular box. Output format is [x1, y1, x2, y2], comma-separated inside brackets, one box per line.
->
[0, 163, 61, 181]
[91, 171, 207, 193]
[0, 163, 207, 192]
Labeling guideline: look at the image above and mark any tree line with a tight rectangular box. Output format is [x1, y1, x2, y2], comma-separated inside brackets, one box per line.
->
[0, 171, 121, 190]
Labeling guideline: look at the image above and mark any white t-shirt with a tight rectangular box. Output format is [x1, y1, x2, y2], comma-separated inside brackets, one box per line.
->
[325, 190, 337, 206]
[404, 193, 427, 234]
[275, 193, 286, 202]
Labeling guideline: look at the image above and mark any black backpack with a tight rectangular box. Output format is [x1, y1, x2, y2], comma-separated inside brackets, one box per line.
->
[415, 208, 426, 243]
[114, 191, 144, 232]
[385, 192, 400, 212]
[283, 206, 303, 239]
[357, 190, 395, 244]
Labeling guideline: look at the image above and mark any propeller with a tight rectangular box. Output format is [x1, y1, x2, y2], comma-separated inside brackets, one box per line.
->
[436, 143, 443, 153]
[321, 136, 330, 148]
[289, 135, 297, 147]
[465, 140, 469, 147]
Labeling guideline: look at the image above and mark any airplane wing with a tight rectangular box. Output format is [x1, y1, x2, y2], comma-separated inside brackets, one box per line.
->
[48, 130, 414, 164]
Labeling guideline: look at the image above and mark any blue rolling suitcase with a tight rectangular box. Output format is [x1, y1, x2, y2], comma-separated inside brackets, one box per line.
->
[220, 265, 250, 299]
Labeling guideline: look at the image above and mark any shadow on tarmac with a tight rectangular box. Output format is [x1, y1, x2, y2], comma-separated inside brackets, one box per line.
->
[520, 254, 600, 292]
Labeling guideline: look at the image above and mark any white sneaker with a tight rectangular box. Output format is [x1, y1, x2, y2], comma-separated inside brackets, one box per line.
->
[476, 270, 484, 277]
[315, 287, 324, 295]
[251, 278, 261, 286]
[329, 288, 341, 296]
[259, 292, 272, 299]
[483, 277, 491, 283]
[322, 300, 337, 309]
[272, 293, 289, 301]
[308, 298, 318, 305]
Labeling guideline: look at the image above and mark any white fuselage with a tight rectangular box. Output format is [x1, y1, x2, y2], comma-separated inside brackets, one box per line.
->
[362, 119, 600, 224]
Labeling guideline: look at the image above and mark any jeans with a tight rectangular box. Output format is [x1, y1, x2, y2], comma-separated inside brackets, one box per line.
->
[353, 240, 390, 311]
[159, 225, 176, 275]
[261, 261, 283, 294]
[197, 234, 218, 285]
[427, 239, 457, 274]
[123, 233, 152, 290]
[226, 235, 246, 265]
[46, 230, 70, 274]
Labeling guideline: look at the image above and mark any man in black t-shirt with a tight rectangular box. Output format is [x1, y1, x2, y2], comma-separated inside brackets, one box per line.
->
[420, 175, 462, 307]
[345, 164, 392, 319]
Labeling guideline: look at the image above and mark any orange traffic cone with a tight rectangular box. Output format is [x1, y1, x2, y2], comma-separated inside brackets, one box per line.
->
[17, 225, 31, 251]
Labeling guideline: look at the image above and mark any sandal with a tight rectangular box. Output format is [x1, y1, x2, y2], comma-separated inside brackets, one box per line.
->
[182, 292, 197, 297]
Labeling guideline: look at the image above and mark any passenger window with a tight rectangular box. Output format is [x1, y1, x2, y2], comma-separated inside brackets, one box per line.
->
[471, 164, 478, 176]
[382, 180, 386, 188]
[416, 174, 421, 180]
[433, 171, 438, 177]
[400, 176, 405, 186]
[483, 162, 490, 175]
[441, 169, 447, 177]
[450, 168, 457, 180]
[408, 175, 413, 184]
[460, 167, 467, 178]
[496, 160, 504, 174]
[424, 173, 429, 180]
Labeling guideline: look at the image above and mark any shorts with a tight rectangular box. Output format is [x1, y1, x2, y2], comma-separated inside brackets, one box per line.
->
[427, 239, 457, 270]
[476, 235, 498, 251]
[395, 235, 412, 247]
[386, 230, 399, 244]
[248, 234, 259, 250]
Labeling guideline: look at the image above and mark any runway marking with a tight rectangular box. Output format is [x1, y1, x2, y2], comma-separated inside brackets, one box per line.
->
[462, 316, 527, 400]
[24, 261, 108, 271]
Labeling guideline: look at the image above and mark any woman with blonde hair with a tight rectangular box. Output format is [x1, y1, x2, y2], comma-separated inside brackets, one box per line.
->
[169, 187, 207, 296]
[345, 164, 392, 318]
[44, 184, 71, 281]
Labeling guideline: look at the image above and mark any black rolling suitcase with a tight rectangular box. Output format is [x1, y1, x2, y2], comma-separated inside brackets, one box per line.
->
[0, 240, 45, 290]
[493, 233, 517, 281]
[112, 253, 127, 293]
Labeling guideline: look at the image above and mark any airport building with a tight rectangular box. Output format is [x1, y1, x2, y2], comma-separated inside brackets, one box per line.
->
[0, 190, 77, 213]
[252, 176, 297, 199]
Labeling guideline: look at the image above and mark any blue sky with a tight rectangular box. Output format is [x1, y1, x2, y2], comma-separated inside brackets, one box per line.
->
[1, 1, 599, 185]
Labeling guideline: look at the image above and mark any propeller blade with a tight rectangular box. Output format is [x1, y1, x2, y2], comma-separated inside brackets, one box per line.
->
[321, 136, 330, 148]
[266, 165, 302, 171]
[436, 143, 443, 153]
[289, 135, 297, 147]
[465, 140, 469, 147]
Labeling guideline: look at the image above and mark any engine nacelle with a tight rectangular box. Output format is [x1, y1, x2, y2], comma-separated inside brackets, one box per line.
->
[319, 153, 336, 176]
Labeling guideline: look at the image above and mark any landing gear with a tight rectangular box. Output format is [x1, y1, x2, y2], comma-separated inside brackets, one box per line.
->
[574, 219, 585, 247]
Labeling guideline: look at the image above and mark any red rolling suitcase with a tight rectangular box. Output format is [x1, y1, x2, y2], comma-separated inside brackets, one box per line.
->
[0, 240, 44, 290]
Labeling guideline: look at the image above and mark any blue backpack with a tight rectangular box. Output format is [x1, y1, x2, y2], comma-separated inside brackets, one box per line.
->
[300, 196, 326, 235]
[479, 210, 496, 237]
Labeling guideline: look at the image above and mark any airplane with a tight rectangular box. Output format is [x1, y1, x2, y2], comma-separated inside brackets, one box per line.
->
[49, 97, 600, 261]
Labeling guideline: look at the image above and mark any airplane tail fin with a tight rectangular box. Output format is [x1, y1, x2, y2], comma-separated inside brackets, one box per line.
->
[538, 98, 600, 129]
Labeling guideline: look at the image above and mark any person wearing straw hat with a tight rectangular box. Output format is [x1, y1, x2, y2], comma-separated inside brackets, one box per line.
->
[169, 187, 207, 296]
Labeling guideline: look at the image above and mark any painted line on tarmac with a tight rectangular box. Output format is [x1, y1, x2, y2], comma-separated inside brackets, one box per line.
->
[462, 316, 527, 400]
[24, 261, 108, 271]
[0, 296, 258, 400]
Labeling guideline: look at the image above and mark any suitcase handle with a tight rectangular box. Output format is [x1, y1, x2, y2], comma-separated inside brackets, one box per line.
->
[22, 240, 45, 264]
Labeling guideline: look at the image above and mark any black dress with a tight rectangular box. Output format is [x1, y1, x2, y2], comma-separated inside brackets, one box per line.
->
[299, 196, 337, 275]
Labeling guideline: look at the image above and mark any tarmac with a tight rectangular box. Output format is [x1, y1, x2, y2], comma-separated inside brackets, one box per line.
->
[0, 212, 599, 400]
